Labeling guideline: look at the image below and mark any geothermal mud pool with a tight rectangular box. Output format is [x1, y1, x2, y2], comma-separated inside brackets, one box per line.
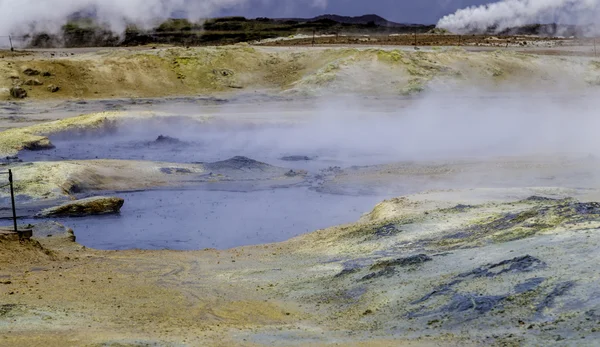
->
[13, 109, 400, 250]
[4, 45, 600, 346]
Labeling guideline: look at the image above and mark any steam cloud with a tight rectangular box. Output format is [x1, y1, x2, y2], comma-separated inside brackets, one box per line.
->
[0, 0, 327, 35]
[437, 0, 600, 34]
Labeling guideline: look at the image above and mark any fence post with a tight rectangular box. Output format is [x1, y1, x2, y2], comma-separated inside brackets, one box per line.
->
[8, 169, 17, 233]
[8, 35, 13, 51]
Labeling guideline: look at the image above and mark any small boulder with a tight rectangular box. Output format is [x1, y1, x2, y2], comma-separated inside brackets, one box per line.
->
[23, 78, 43, 86]
[47, 84, 60, 93]
[23, 137, 54, 150]
[42, 71, 52, 77]
[36, 196, 125, 218]
[9, 87, 27, 98]
[22, 68, 40, 76]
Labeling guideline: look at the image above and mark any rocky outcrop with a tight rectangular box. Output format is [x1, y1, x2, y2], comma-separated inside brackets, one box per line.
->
[36, 196, 124, 218]
[23, 79, 43, 86]
[9, 87, 27, 99]
[22, 68, 40, 76]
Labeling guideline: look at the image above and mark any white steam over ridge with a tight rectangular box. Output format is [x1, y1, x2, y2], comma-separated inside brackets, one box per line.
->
[0, 0, 327, 35]
[437, 0, 600, 34]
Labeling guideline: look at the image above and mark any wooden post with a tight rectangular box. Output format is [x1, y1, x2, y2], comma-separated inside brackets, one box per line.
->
[8, 35, 13, 51]
[8, 169, 17, 234]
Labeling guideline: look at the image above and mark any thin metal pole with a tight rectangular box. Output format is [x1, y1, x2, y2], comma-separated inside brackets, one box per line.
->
[8, 169, 17, 234]
[8, 35, 13, 51]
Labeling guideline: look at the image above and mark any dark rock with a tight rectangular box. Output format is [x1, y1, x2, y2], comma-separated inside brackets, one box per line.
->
[284, 170, 302, 177]
[213, 69, 234, 77]
[375, 223, 401, 237]
[160, 167, 193, 174]
[522, 196, 557, 202]
[514, 277, 546, 294]
[360, 267, 396, 281]
[42, 71, 52, 77]
[538, 281, 576, 312]
[22, 138, 54, 151]
[412, 256, 546, 308]
[371, 254, 432, 271]
[2, 156, 22, 164]
[154, 135, 182, 144]
[443, 204, 475, 213]
[459, 255, 546, 279]
[36, 196, 124, 218]
[46, 84, 60, 93]
[23, 78, 43, 86]
[9, 87, 27, 99]
[445, 294, 505, 314]
[23, 68, 40, 76]
[334, 267, 360, 278]
[281, 155, 312, 162]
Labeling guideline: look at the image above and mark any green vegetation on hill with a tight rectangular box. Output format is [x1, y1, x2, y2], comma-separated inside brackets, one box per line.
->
[28, 15, 435, 48]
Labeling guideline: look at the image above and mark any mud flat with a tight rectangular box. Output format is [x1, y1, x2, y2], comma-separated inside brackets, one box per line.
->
[2, 188, 600, 346]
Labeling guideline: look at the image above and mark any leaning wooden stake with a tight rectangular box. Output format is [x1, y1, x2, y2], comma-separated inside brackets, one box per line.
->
[9, 169, 17, 234]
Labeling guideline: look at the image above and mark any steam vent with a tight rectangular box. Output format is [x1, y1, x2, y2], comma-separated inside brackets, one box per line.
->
[2, 2, 600, 346]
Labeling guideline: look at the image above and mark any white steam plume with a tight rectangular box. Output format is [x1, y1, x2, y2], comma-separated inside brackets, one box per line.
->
[0, 0, 327, 35]
[437, 0, 600, 34]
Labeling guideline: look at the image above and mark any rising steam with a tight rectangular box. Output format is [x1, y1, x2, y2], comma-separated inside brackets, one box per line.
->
[0, 0, 327, 35]
[437, 0, 600, 34]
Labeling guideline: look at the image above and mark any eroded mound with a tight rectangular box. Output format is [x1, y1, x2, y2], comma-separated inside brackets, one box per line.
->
[2, 46, 600, 100]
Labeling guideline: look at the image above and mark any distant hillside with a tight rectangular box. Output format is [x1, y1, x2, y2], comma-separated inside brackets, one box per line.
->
[276, 14, 425, 28]
[26, 14, 435, 48]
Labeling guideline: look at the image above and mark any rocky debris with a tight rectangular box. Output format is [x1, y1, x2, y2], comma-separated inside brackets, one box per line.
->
[371, 254, 432, 270]
[334, 267, 360, 278]
[24, 221, 76, 242]
[281, 155, 312, 161]
[23, 79, 43, 86]
[360, 254, 432, 282]
[160, 167, 192, 174]
[443, 199, 600, 245]
[284, 169, 303, 177]
[537, 281, 576, 313]
[153, 135, 182, 145]
[36, 196, 124, 218]
[0, 156, 22, 164]
[213, 68, 234, 77]
[441, 204, 475, 213]
[46, 84, 59, 93]
[22, 68, 40, 76]
[521, 196, 557, 203]
[375, 223, 402, 237]
[409, 255, 549, 319]
[458, 255, 546, 279]
[22, 138, 54, 151]
[9, 87, 27, 99]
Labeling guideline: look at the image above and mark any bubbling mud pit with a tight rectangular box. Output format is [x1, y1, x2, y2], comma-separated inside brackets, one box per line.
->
[10, 93, 600, 252]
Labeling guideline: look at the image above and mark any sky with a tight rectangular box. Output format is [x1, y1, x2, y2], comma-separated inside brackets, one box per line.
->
[218, 0, 494, 24]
